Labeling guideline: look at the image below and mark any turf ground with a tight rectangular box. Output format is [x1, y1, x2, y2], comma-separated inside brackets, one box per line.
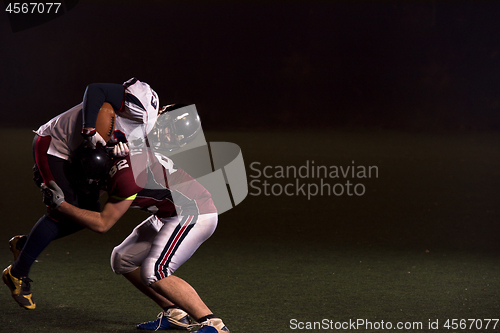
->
[1, 128, 499, 332]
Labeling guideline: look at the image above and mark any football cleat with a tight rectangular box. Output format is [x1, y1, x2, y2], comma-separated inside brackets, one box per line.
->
[2, 265, 36, 310]
[9, 235, 27, 261]
[191, 318, 230, 333]
[137, 308, 192, 330]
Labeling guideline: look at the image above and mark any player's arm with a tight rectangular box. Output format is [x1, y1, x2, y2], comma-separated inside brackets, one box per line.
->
[57, 198, 133, 234]
[41, 181, 133, 233]
[81, 83, 125, 146]
[33, 135, 55, 184]
[59, 198, 132, 233]
[82, 83, 125, 129]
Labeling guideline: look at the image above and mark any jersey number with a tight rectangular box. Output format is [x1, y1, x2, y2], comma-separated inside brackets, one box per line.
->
[109, 159, 129, 178]
[151, 90, 158, 109]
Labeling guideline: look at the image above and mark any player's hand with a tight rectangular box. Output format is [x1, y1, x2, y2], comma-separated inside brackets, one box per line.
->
[40, 180, 65, 209]
[82, 128, 106, 149]
[112, 141, 129, 158]
[107, 132, 127, 146]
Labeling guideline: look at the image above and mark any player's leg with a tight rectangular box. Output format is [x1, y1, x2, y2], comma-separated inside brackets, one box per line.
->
[113, 223, 174, 309]
[123, 267, 174, 308]
[3, 155, 87, 309]
[10, 156, 84, 278]
[141, 213, 229, 332]
[150, 275, 211, 321]
[124, 268, 193, 331]
[111, 215, 192, 330]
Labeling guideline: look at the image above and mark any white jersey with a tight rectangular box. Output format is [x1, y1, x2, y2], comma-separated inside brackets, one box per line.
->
[35, 78, 159, 160]
[116, 78, 159, 145]
[34, 103, 85, 160]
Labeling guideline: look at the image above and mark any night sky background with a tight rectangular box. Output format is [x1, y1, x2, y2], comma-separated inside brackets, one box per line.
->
[2, 1, 500, 131]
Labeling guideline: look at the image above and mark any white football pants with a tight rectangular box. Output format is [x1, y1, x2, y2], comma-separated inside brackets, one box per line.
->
[110, 213, 218, 286]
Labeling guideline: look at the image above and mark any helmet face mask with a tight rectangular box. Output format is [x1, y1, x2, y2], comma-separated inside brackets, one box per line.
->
[150, 104, 202, 152]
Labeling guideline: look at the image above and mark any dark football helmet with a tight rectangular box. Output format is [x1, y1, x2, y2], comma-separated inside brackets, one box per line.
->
[149, 104, 202, 152]
[68, 145, 113, 193]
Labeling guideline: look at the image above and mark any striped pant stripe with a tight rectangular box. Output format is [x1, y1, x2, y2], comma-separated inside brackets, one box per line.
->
[154, 215, 197, 280]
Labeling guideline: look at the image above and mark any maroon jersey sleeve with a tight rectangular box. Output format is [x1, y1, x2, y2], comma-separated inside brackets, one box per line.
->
[107, 156, 143, 200]
[34, 135, 55, 183]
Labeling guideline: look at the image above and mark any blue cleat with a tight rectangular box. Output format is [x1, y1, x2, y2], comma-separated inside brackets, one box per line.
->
[193, 327, 218, 333]
[137, 308, 191, 330]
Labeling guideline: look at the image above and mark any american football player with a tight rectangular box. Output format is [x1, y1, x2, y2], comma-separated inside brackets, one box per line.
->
[2, 78, 159, 310]
[41, 146, 229, 333]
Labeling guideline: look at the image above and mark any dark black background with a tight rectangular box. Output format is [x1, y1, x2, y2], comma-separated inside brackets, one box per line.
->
[2, 1, 500, 131]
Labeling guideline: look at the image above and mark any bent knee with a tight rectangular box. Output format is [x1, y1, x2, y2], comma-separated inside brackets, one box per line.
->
[140, 258, 175, 286]
[110, 247, 139, 275]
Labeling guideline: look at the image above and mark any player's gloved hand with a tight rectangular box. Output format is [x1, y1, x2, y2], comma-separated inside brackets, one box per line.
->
[82, 128, 106, 149]
[107, 132, 128, 146]
[108, 132, 119, 145]
[40, 180, 65, 209]
[112, 141, 129, 158]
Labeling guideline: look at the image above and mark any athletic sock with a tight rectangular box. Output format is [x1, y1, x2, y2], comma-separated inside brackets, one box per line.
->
[11, 214, 61, 278]
[197, 314, 216, 323]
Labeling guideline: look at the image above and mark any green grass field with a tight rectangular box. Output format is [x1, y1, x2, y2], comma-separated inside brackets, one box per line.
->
[1, 128, 499, 332]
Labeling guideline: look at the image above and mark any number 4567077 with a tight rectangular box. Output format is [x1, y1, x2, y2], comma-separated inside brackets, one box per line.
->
[443, 319, 499, 330]
[5, 3, 62, 14]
